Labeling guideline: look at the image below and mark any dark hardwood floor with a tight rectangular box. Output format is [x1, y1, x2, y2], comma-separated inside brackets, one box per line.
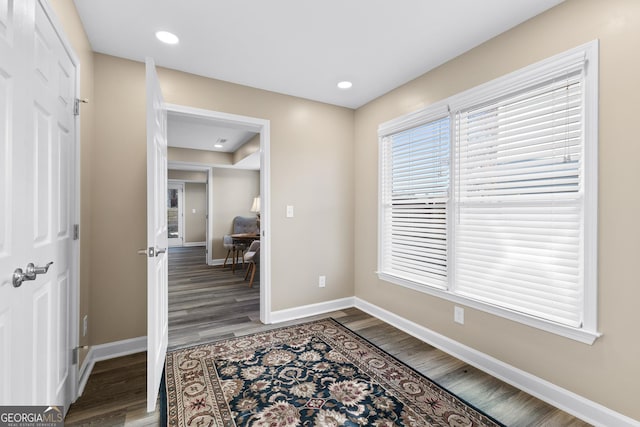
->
[167, 246, 260, 350]
[65, 246, 590, 426]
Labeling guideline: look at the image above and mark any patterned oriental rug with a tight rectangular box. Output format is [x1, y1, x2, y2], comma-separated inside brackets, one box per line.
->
[165, 318, 504, 427]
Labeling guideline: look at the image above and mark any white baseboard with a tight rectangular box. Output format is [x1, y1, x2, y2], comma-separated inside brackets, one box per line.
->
[353, 297, 639, 427]
[73, 299, 639, 426]
[77, 348, 96, 398]
[208, 257, 250, 267]
[76, 336, 147, 398]
[183, 242, 205, 247]
[269, 297, 355, 324]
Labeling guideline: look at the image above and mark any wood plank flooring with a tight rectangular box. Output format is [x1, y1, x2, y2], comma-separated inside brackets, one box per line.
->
[65, 246, 591, 426]
[64, 352, 158, 426]
[167, 246, 260, 350]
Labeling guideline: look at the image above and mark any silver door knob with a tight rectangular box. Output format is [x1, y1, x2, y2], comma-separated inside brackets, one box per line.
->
[137, 247, 166, 257]
[13, 261, 53, 287]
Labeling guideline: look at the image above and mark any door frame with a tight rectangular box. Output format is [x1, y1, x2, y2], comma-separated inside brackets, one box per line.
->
[167, 181, 185, 247]
[165, 103, 272, 324]
[40, 0, 81, 403]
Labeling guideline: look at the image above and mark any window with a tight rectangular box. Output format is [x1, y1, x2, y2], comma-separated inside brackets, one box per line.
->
[378, 41, 599, 343]
[380, 114, 450, 289]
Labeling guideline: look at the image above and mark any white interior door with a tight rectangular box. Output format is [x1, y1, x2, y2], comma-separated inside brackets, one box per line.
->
[145, 58, 168, 412]
[0, 0, 77, 410]
[167, 182, 184, 247]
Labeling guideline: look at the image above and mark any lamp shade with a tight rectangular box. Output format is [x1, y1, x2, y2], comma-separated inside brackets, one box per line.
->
[251, 196, 261, 213]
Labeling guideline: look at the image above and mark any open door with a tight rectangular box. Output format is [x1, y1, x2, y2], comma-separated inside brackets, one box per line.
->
[0, 0, 78, 411]
[145, 58, 168, 412]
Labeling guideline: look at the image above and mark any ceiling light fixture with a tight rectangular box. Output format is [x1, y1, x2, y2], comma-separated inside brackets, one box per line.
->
[155, 31, 179, 45]
[337, 81, 353, 90]
[214, 138, 227, 149]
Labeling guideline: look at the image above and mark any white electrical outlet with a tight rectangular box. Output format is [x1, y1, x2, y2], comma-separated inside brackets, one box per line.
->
[454, 306, 464, 325]
[286, 205, 294, 218]
[83, 315, 88, 337]
[319, 275, 326, 288]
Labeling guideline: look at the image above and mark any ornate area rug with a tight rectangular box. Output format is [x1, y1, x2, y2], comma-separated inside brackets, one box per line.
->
[165, 318, 503, 426]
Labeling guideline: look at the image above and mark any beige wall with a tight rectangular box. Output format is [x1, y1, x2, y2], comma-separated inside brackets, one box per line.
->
[158, 65, 356, 311]
[184, 183, 206, 243]
[88, 53, 354, 342]
[233, 134, 260, 164]
[90, 54, 148, 343]
[169, 146, 232, 166]
[51, 0, 639, 420]
[49, 0, 94, 365]
[168, 169, 207, 181]
[210, 168, 259, 260]
[353, 0, 640, 420]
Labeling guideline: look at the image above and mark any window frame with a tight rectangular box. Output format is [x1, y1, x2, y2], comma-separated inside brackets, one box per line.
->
[377, 40, 600, 344]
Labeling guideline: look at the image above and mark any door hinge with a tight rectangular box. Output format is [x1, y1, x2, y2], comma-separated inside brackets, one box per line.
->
[73, 224, 80, 240]
[74, 98, 88, 116]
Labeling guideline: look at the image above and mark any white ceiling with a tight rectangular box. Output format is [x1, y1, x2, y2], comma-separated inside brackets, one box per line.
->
[167, 111, 261, 170]
[167, 112, 257, 153]
[73, 0, 564, 109]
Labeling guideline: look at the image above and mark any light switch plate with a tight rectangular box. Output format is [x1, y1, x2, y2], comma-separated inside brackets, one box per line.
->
[286, 205, 294, 218]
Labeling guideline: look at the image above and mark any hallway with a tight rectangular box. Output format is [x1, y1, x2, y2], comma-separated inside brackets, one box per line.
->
[168, 246, 260, 350]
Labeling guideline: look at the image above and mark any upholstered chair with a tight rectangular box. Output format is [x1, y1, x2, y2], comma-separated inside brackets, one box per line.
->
[222, 216, 259, 270]
[243, 240, 260, 287]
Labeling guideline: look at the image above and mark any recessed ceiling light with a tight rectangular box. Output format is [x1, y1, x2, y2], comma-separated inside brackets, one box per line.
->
[214, 138, 227, 149]
[214, 143, 223, 148]
[337, 81, 353, 90]
[155, 31, 179, 45]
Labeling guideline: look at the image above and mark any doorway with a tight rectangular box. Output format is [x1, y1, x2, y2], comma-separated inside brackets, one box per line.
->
[165, 103, 271, 325]
[167, 182, 184, 247]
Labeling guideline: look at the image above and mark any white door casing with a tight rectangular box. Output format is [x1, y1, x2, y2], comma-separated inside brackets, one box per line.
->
[164, 103, 271, 322]
[0, 0, 78, 409]
[145, 58, 169, 413]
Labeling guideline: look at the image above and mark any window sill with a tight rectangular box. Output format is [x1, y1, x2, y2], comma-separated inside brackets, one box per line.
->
[377, 272, 601, 345]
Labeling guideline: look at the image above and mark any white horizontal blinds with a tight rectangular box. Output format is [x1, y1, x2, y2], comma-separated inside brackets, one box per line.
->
[454, 70, 584, 327]
[382, 117, 450, 289]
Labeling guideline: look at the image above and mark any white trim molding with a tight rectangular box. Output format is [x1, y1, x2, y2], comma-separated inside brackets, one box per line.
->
[77, 337, 147, 398]
[376, 40, 600, 345]
[183, 241, 206, 247]
[164, 103, 272, 326]
[269, 297, 355, 324]
[75, 300, 639, 426]
[354, 297, 639, 427]
[77, 351, 95, 398]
